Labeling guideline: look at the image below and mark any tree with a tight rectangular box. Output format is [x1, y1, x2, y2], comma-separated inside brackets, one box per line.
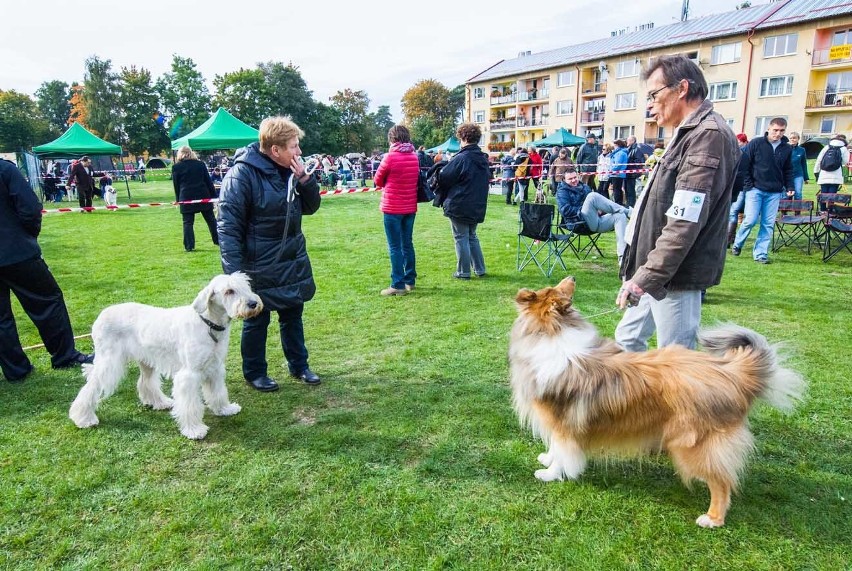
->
[448, 85, 466, 123]
[34, 80, 71, 135]
[68, 83, 87, 128]
[366, 105, 394, 153]
[258, 61, 316, 127]
[119, 66, 170, 156]
[409, 115, 454, 150]
[0, 90, 52, 150]
[155, 55, 212, 138]
[82, 55, 120, 141]
[212, 68, 270, 128]
[304, 101, 344, 156]
[329, 89, 372, 153]
[401, 79, 455, 126]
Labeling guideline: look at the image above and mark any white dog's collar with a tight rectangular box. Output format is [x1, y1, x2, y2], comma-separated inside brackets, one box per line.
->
[198, 314, 226, 342]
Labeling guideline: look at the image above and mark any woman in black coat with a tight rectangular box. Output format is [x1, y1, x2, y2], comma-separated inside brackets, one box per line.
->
[172, 146, 219, 252]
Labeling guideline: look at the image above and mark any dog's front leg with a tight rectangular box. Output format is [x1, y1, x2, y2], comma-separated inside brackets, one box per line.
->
[535, 436, 586, 482]
[171, 370, 209, 440]
[202, 366, 241, 417]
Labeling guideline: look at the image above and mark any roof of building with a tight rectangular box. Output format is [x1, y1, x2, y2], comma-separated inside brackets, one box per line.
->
[467, 0, 852, 83]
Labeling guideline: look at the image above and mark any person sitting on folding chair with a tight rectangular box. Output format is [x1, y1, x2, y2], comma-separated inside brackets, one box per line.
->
[556, 170, 631, 263]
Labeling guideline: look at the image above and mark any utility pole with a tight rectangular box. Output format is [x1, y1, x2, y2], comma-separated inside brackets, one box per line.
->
[681, 0, 689, 21]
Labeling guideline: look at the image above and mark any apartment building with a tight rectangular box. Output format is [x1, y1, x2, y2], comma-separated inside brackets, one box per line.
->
[465, 0, 852, 155]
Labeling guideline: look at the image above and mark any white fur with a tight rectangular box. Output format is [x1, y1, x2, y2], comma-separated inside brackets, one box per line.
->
[103, 185, 117, 207]
[69, 273, 262, 440]
[515, 323, 598, 396]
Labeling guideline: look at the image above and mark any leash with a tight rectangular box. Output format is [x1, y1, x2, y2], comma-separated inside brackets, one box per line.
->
[582, 307, 623, 320]
[23, 333, 92, 352]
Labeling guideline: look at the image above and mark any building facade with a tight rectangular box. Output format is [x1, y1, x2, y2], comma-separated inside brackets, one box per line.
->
[465, 0, 852, 155]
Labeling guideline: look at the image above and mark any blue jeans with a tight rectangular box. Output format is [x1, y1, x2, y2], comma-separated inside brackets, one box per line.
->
[792, 176, 804, 200]
[450, 218, 486, 277]
[733, 189, 782, 260]
[383, 213, 416, 289]
[729, 191, 745, 224]
[581, 192, 629, 258]
[241, 304, 308, 380]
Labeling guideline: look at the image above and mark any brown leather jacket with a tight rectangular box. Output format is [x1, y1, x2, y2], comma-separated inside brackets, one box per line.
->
[620, 100, 739, 299]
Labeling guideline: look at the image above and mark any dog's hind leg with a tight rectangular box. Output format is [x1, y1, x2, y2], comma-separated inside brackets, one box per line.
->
[137, 362, 174, 410]
[535, 434, 586, 482]
[69, 355, 127, 429]
[202, 367, 241, 417]
[171, 370, 208, 440]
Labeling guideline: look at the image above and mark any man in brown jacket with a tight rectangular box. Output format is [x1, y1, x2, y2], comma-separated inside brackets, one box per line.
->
[615, 55, 739, 351]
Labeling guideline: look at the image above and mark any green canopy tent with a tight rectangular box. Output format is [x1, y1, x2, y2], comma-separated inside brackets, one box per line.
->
[32, 123, 129, 199]
[170, 108, 259, 151]
[531, 128, 586, 148]
[426, 136, 460, 154]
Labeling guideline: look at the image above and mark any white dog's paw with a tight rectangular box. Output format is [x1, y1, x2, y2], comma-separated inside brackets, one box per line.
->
[696, 514, 724, 528]
[70, 414, 99, 429]
[180, 424, 209, 440]
[537, 452, 553, 467]
[149, 397, 175, 411]
[214, 403, 241, 417]
[534, 467, 565, 482]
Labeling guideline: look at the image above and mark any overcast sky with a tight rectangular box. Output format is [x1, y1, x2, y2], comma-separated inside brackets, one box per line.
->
[3, 0, 741, 122]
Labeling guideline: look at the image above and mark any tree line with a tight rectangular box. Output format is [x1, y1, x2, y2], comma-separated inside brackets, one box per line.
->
[0, 55, 465, 156]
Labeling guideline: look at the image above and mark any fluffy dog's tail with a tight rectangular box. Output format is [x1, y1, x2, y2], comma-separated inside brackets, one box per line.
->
[698, 324, 805, 412]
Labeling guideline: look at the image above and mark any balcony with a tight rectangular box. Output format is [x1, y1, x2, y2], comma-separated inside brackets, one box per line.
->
[518, 88, 550, 103]
[581, 82, 607, 96]
[581, 111, 606, 124]
[517, 116, 549, 128]
[490, 119, 517, 130]
[805, 90, 852, 110]
[811, 48, 852, 67]
[490, 93, 517, 105]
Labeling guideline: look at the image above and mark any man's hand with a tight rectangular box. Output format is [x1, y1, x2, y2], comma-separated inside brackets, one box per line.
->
[616, 280, 645, 309]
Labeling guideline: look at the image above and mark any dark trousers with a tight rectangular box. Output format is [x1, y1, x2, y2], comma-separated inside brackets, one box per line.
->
[78, 188, 93, 209]
[624, 177, 638, 207]
[182, 210, 219, 251]
[505, 178, 516, 204]
[611, 178, 625, 206]
[241, 303, 308, 381]
[597, 180, 611, 200]
[581, 173, 597, 192]
[0, 257, 78, 380]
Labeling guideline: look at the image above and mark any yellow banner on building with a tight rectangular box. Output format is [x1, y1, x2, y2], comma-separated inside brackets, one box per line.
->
[829, 44, 851, 59]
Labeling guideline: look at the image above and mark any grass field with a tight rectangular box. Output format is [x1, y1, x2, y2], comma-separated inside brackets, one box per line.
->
[1, 176, 849, 569]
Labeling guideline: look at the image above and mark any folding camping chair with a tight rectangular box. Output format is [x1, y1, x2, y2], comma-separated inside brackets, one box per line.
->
[555, 212, 605, 261]
[517, 202, 567, 277]
[813, 193, 851, 248]
[818, 194, 852, 262]
[771, 199, 815, 254]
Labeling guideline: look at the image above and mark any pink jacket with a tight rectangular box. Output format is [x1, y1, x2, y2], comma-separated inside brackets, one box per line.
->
[375, 142, 419, 215]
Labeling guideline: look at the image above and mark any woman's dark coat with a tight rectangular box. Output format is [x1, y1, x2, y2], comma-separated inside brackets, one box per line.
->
[437, 144, 490, 225]
[172, 158, 217, 214]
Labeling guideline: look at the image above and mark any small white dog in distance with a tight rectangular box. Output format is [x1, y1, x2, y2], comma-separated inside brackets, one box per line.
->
[103, 184, 117, 208]
[69, 273, 263, 440]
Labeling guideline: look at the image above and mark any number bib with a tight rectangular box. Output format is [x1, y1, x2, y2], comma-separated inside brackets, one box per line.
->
[665, 189, 705, 223]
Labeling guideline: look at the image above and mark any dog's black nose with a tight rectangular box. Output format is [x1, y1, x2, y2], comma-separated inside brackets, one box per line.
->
[247, 300, 257, 309]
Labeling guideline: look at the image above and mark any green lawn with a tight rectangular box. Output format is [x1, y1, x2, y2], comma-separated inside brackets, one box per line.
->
[1, 177, 849, 570]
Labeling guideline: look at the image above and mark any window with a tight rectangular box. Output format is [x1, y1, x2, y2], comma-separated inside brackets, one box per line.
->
[759, 75, 793, 97]
[726, 118, 735, 129]
[615, 93, 636, 110]
[709, 81, 738, 101]
[711, 42, 742, 65]
[826, 71, 852, 94]
[556, 100, 574, 115]
[754, 116, 787, 138]
[832, 28, 852, 46]
[473, 111, 485, 123]
[820, 115, 836, 134]
[613, 125, 635, 140]
[763, 33, 798, 57]
[557, 71, 576, 87]
[473, 87, 484, 100]
[616, 59, 639, 78]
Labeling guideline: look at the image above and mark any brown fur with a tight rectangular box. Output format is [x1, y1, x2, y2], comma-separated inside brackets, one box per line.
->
[509, 277, 804, 527]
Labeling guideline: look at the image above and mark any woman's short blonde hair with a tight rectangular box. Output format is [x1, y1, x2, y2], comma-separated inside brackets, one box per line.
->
[175, 146, 197, 162]
[603, 142, 615, 153]
[259, 116, 304, 154]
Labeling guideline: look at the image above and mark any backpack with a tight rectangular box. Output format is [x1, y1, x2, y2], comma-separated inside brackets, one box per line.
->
[515, 157, 530, 178]
[820, 145, 843, 172]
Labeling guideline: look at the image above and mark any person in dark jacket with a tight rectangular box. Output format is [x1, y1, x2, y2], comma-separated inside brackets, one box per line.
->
[787, 132, 809, 200]
[727, 133, 750, 247]
[172, 146, 219, 252]
[624, 136, 645, 207]
[217, 117, 322, 392]
[575, 134, 601, 192]
[731, 118, 794, 264]
[0, 160, 93, 382]
[437, 123, 490, 279]
[68, 156, 96, 211]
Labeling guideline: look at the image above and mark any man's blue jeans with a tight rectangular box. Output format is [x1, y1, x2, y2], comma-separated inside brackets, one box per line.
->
[383, 213, 416, 289]
[733, 189, 781, 260]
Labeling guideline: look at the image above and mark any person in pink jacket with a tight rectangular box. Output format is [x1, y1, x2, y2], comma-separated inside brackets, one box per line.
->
[373, 124, 420, 296]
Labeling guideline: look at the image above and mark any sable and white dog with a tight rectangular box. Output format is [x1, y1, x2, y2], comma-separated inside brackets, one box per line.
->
[509, 277, 805, 528]
[69, 273, 263, 440]
[103, 184, 117, 208]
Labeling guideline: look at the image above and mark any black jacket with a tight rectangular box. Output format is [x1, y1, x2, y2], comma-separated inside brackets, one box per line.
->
[217, 143, 321, 310]
[0, 160, 42, 267]
[625, 143, 646, 179]
[172, 158, 217, 214]
[437, 144, 490, 224]
[742, 134, 794, 193]
[575, 142, 600, 173]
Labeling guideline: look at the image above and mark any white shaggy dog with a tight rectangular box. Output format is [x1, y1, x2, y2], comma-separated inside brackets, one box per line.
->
[103, 184, 117, 208]
[69, 272, 263, 439]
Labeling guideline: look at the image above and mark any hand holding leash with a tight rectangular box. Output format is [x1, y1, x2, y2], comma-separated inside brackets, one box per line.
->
[617, 280, 644, 310]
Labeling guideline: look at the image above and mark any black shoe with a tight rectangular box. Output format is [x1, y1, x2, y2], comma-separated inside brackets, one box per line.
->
[246, 376, 279, 392]
[731, 246, 741, 256]
[755, 257, 772, 264]
[452, 273, 471, 280]
[291, 368, 321, 385]
[7, 364, 34, 383]
[53, 352, 95, 369]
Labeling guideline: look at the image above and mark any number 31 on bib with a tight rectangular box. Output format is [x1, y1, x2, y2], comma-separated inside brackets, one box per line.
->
[665, 190, 705, 223]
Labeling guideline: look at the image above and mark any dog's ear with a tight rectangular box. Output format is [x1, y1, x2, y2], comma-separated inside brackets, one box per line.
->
[192, 285, 212, 314]
[515, 288, 537, 307]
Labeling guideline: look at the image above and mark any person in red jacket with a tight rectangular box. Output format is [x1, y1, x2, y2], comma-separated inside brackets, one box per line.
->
[373, 124, 420, 296]
[527, 147, 544, 199]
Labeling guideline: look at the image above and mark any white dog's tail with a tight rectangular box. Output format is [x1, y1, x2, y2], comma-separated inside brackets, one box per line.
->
[698, 323, 805, 412]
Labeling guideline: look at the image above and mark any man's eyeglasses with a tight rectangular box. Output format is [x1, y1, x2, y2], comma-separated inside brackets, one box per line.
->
[646, 84, 675, 104]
